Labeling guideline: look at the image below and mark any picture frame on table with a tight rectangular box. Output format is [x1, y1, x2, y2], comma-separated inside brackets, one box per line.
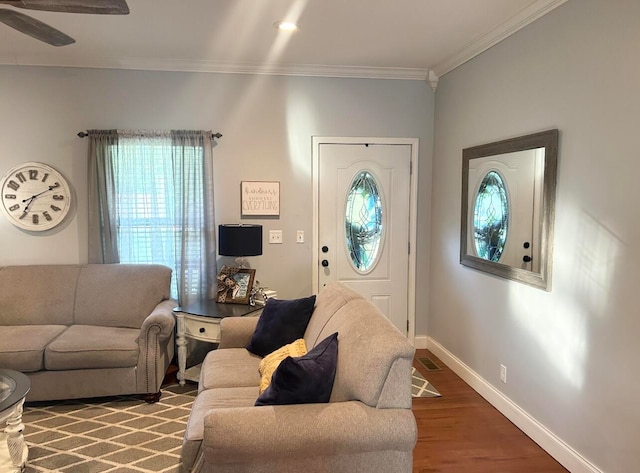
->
[216, 266, 256, 304]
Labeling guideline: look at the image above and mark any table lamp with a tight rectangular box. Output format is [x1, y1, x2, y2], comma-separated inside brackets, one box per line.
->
[218, 224, 263, 268]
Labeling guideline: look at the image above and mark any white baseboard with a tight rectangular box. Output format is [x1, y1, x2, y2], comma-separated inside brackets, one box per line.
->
[413, 335, 428, 349]
[424, 337, 602, 473]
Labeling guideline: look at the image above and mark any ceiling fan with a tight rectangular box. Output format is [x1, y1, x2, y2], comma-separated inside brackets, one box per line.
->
[0, 0, 129, 47]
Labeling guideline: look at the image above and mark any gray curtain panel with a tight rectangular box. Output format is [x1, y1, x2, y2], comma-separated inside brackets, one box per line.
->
[87, 129, 120, 264]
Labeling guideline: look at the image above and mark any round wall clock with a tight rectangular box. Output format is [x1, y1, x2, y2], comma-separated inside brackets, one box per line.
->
[0, 162, 72, 231]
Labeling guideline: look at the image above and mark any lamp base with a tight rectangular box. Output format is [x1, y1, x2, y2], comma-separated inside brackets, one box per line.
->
[235, 256, 249, 268]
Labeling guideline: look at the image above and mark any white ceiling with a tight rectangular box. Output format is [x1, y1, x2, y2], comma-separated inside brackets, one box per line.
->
[0, 0, 567, 82]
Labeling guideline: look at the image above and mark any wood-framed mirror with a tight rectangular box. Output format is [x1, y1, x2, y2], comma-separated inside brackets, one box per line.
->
[460, 129, 559, 290]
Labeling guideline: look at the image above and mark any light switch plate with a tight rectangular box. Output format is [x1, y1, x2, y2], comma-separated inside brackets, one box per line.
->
[296, 230, 304, 243]
[269, 230, 283, 244]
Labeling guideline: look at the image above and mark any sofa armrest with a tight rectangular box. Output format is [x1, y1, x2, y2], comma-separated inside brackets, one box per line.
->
[217, 314, 261, 349]
[136, 299, 177, 393]
[140, 299, 177, 341]
[201, 401, 416, 465]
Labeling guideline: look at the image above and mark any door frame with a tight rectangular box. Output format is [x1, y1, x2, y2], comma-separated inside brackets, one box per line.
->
[312, 136, 419, 343]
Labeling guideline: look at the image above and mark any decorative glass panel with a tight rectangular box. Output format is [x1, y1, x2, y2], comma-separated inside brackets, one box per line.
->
[345, 171, 383, 272]
[473, 171, 509, 262]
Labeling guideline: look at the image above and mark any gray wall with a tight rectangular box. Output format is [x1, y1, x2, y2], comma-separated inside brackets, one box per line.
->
[430, 1, 639, 472]
[0, 67, 433, 320]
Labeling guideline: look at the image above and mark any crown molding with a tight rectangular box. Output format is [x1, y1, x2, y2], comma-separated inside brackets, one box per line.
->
[0, 54, 430, 81]
[431, 0, 569, 78]
[427, 70, 439, 92]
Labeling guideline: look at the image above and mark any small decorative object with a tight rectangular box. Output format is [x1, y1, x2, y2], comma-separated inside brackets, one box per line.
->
[0, 161, 72, 231]
[241, 181, 280, 217]
[249, 284, 272, 307]
[216, 266, 256, 304]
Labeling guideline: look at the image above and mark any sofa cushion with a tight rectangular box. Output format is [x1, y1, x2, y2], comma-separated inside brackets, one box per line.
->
[258, 338, 307, 394]
[199, 348, 262, 392]
[255, 332, 338, 406]
[0, 265, 79, 325]
[45, 325, 139, 370]
[182, 386, 258, 472]
[74, 264, 172, 328]
[246, 295, 316, 357]
[0, 325, 67, 372]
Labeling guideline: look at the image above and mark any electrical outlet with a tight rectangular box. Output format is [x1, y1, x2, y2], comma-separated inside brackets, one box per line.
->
[500, 364, 507, 384]
[269, 230, 283, 244]
[296, 230, 304, 243]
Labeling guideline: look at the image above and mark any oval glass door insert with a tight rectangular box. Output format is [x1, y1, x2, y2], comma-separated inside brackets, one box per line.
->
[345, 171, 384, 272]
[473, 171, 509, 262]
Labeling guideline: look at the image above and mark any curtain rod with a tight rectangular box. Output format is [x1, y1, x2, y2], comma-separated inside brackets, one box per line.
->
[77, 131, 223, 139]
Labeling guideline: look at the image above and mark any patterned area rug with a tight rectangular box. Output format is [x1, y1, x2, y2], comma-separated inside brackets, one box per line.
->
[19, 370, 437, 472]
[22, 384, 197, 473]
[412, 367, 441, 398]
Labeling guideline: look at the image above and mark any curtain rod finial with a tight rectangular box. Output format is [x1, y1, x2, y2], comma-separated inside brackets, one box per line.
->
[78, 131, 88, 138]
[212, 132, 222, 139]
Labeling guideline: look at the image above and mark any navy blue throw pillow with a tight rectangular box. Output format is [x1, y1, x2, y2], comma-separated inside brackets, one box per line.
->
[246, 295, 316, 357]
[255, 332, 338, 406]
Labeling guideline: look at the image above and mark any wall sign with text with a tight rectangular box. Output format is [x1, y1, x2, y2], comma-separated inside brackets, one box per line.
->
[241, 181, 280, 217]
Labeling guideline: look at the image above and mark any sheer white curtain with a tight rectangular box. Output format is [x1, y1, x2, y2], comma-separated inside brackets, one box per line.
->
[87, 129, 217, 304]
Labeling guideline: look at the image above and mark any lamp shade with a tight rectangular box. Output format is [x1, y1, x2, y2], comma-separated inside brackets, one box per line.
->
[218, 224, 263, 257]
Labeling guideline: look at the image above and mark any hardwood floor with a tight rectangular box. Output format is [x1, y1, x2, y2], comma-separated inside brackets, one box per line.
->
[412, 349, 569, 473]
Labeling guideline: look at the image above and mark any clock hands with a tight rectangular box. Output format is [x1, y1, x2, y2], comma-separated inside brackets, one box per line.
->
[20, 183, 60, 216]
[22, 184, 59, 203]
[21, 197, 35, 217]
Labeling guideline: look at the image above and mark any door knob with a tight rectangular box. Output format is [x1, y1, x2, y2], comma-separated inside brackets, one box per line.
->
[321, 259, 329, 267]
[523, 255, 532, 263]
[321, 246, 329, 253]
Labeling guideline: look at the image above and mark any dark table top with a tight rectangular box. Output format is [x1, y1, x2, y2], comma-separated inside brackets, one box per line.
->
[173, 299, 261, 318]
[0, 369, 30, 411]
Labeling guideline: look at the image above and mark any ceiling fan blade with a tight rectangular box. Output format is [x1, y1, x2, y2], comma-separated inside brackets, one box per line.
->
[0, 0, 129, 14]
[0, 9, 74, 46]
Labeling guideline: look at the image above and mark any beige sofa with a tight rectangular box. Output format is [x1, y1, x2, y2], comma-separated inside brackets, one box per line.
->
[181, 282, 417, 473]
[0, 264, 176, 402]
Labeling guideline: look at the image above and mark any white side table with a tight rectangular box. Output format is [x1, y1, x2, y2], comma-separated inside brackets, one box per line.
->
[173, 300, 263, 385]
[0, 370, 30, 473]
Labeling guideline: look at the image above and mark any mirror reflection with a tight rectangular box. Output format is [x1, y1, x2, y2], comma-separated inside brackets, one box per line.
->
[460, 129, 558, 290]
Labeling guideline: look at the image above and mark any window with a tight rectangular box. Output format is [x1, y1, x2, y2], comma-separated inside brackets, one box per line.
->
[88, 130, 216, 304]
[344, 170, 384, 272]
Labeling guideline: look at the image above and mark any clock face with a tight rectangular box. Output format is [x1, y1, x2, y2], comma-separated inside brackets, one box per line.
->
[0, 162, 72, 231]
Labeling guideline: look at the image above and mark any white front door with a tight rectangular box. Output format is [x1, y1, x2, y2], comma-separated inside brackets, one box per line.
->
[314, 140, 414, 336]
